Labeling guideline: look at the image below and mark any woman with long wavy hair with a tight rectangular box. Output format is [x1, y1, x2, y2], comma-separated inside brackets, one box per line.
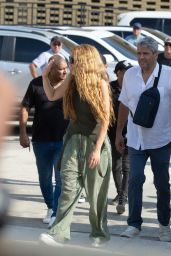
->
[40, 44, 114, 247]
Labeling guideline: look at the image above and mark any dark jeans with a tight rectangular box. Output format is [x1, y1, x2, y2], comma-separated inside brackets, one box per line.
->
[128, 144, 171, 230]
[32, 141, 63, 216]
[111, 143, 129, 197]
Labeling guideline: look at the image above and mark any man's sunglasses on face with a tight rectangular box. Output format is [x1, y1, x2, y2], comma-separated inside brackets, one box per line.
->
[52, 42, 61, 46]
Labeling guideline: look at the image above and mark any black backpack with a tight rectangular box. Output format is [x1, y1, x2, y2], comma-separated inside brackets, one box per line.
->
[132, 65, 162, 128]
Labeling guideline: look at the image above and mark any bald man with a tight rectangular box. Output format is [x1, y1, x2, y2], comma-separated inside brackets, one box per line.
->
[20, 56, 69, 227]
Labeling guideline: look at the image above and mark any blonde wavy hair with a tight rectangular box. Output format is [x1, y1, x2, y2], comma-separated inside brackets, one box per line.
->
[63, 44, 114, 125]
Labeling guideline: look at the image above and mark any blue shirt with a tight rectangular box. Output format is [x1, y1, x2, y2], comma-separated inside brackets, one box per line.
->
[125, 34, 144, 46]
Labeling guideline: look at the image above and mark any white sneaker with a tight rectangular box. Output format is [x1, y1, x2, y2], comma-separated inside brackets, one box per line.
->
[91, 237, 108, 248]
[43, 209, 53, 224]
[120, 226, 140, 238]
[48, 216, 56, 229]
[159, 224, 171, 242]
[78, 194, 86, 203]
[39, 233, 64, 247]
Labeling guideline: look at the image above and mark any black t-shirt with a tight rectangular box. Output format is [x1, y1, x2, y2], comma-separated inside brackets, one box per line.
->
[22, 76, 68, 142]
[158, 52, 171, 66]
[108, 80, 127, 143]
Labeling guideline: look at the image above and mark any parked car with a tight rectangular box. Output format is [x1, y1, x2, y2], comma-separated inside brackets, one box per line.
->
[0, 26, 77, 122]
[48, 29, 138, 80]
[142, 27, 168, 42]
[81, 26, 164, 52]
[117, 11, 171, 36]
[51, 29, 138, 62]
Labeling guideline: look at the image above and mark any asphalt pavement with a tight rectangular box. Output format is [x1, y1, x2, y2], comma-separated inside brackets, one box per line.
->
[0, 137, 171, 255]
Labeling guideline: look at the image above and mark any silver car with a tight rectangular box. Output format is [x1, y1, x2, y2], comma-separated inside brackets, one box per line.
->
[0, 26, 77, 122]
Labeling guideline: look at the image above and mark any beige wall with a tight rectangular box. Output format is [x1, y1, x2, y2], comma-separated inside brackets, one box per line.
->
[0, 0, 171, 26]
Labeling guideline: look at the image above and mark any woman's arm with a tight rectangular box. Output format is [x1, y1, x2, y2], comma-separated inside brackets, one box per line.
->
[42, 60, 70, 101]
[89, 80, 110, 169]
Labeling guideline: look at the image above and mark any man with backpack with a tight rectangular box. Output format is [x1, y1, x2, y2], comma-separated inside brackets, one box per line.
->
[115, 37, 171, 241]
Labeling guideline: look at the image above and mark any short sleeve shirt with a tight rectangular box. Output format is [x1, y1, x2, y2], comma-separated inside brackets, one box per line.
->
[32, 49, 54, 71]
[22, 76, 69, 142]
[119, 63, 171, 150]
[125, 35, 144, 46]
[33, 49, 64, 72]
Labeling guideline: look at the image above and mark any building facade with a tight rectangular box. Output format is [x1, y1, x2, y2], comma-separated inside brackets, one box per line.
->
[0, 0, 171, 26]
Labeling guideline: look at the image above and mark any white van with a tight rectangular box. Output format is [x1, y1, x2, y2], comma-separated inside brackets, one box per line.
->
[117, 11, 171, 36]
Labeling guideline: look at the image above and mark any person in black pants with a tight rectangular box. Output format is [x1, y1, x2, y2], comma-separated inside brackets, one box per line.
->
[108, 60, 132, 214]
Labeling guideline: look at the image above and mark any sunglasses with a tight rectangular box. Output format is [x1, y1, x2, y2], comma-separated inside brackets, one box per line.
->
[165, 43, 171, 47]
[69, 56, 74, 64]
[52, 42, 61, 46]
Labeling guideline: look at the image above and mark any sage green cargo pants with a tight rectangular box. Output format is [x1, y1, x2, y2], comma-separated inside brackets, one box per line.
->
[49, 134, 112, 241]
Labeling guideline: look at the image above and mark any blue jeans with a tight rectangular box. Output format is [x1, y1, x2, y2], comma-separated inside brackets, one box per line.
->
[128, 144, 171, 230]
[32, 141, 63, 216]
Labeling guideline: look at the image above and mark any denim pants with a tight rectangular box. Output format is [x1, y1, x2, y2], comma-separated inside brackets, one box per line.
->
[32, 141, 63, 216]
[128, 144, 171, 230]
[49, 134, 112, 241]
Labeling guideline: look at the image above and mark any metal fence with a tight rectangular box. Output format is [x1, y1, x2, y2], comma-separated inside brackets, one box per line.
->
[0, 2, 129, 26]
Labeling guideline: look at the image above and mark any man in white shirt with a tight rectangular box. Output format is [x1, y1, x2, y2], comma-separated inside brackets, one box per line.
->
[115, 37, 171, 242]
[29, 36, 63, 78]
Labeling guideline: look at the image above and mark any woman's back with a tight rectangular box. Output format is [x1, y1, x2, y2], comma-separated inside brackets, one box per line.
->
[67, 89, 100, 140]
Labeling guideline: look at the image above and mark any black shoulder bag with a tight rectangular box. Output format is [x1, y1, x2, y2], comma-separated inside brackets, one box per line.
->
[132, 64, 162, 128]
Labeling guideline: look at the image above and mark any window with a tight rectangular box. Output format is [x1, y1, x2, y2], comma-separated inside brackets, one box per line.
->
[103, 36, 137, 60]
[133, 4, 141, 7]
[37, 4, 45, 7]
[0, 36, 3, 59]
[111, 31, 123, 37]
[130, 18, 163, 31]
[105, 4, 113, 7]
[164, 19, 171, 35]
[161, 5, 170, 8]
[147, 1, 156, 4]
[113, 31, 132, 38]
[14, 37, 49, 63]
[66, 35, 117, 58]
[119, 0, 128, 3]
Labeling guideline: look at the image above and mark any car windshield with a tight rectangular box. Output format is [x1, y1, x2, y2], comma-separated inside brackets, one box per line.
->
[42, 29, 77, 54]
[143, 27, 168, 41]
[102, 35, 137, 60]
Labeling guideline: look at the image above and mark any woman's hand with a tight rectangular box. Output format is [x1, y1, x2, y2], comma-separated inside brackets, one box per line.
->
[88, 148, 101, 169]
[42, 59, 54, 79]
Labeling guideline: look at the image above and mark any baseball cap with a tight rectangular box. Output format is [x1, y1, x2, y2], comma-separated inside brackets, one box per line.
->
[114, 60, 133, 74]
[164, 37, 171, 44]
[50, 36, 62, 44]
[133, 22, 142, 29]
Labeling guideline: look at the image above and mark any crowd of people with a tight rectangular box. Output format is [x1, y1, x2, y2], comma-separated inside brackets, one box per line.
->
[5, 30, 171, 246]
